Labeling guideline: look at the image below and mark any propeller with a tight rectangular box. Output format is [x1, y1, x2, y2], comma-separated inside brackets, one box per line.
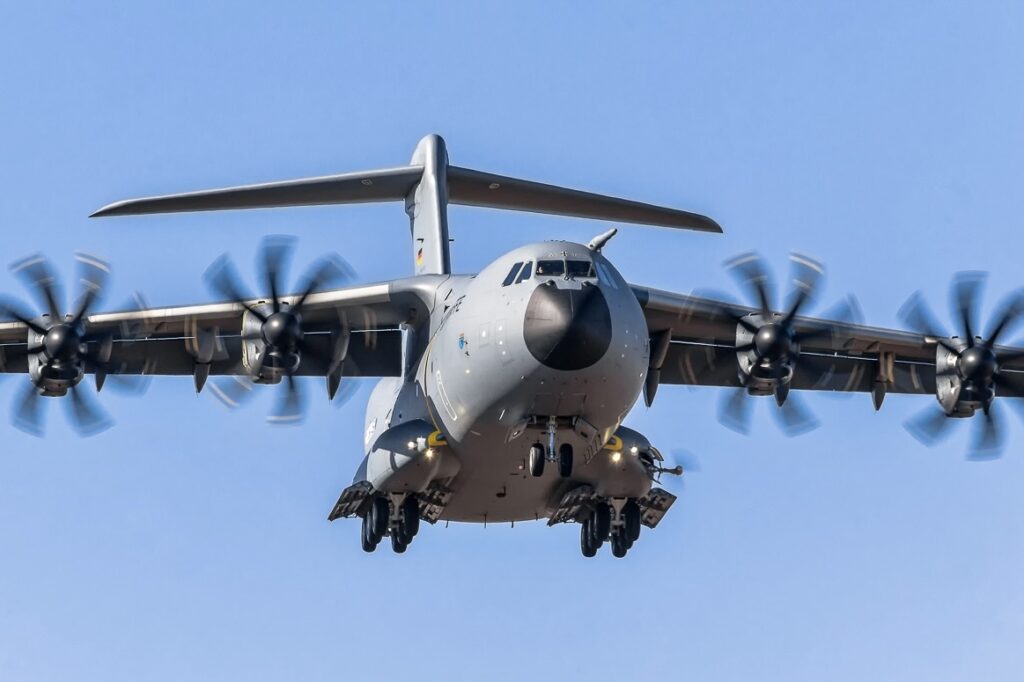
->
[0, 253, 140, 437]
[203, 235, 357, 424]
[712, 252, 861, 436]
[899, 272, 1024, 459]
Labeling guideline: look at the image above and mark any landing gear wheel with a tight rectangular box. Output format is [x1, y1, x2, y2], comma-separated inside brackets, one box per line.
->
[370, 496, 389, 541]
[529, 444, 545, 477]
[391, 532, 408, 554]
[400, 495, 420, 542]
[580, 517, 597, 558]
[593, 503, 611, 542]
[611, 528, 629, 558]
[623, 500, 642, 543]
[558, 443, 574, 478]
[361, 513, 378, 553]
[587, 513, 604, 550]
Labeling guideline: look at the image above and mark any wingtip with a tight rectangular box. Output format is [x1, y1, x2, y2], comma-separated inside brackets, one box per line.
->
[90, 201, 126, 218]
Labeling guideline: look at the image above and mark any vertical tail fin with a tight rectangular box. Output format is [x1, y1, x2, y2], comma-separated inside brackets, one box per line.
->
[405, 134, 451, 276]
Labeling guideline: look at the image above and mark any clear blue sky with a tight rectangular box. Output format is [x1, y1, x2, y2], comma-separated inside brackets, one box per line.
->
[1, 3, 1023, 680]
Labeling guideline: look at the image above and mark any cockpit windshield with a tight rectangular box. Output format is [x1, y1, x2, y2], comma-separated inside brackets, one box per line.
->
[536, 260, 565, 277]
[566, 260, 596, 278]
[535, 258, 596, 279]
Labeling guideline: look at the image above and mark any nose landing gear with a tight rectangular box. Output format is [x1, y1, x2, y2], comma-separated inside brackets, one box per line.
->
[527, 417, 574, 478]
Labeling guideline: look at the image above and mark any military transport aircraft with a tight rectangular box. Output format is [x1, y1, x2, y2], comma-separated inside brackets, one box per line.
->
[2, 134, 1023, 559]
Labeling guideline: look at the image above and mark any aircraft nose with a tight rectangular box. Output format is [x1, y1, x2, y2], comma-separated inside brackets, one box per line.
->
[524, 281, 612, 370]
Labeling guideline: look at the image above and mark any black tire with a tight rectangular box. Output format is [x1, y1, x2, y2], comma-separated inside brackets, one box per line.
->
[580, 518, 597, 558]
[371, 496, 389, 541]
[391, 532, 408, 554]
[558, 443, 574, 478]
[361, 515, 377, 553]
[594, 503, 612, 541]
[624, 500, 642, 542]
[401, 495, 420, 540]
[587, 512, 604, 549]
[529, 444, 545, 477]
[611, 528, 628, 558]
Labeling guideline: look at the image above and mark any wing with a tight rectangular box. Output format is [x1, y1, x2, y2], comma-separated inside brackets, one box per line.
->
[0, 278, 434, 380]
[632, 285, 1024, 399]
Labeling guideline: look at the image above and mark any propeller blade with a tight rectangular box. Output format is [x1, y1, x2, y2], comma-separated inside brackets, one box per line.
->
[209, 375, 257, 409]
[292, 254, 356, 312]
[898, 291, 948, 339]
[95, 370, 152, 396]
[950, 271, 986, 347]
[904, 406, 955, 447]
[258, 235, 295, 314]
[65, 384, 112, 436]
[718, 386, 753, 435]
[70, 253, 110, 325]
[11, 254, 64, 320]
[773, 391, 820, 436]
[0, 297, 49, 335]
[985, 289, 1024, 348]
[725, 252, 775, 316]
[967, 406, 1003, 460]
[12, 381, 44, 437]
[267, 373, 305, 425]
[331, 376, 361, 408]
[669, 448, 702, 474]
[204, 255, 267, 322]
[782, 252, 823, 325]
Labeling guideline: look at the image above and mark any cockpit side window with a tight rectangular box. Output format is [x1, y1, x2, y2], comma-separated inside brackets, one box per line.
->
[502, 262, 523, 286]
[516, 261, 533, 283]
[566, 260, 596, 278]
[536, 259, 565, 277]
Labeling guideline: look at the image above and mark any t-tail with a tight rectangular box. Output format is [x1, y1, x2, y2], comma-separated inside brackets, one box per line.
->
[91, 134, 722, 275]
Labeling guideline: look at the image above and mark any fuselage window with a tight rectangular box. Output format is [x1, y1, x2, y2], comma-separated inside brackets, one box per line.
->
[516, 261, 533, 283]
[536, 259, 565, 277]
[566, 260, 596, 279]
[502, 262, 523, 286]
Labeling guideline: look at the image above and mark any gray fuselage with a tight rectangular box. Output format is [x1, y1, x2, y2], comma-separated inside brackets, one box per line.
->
[359, 240, 653, 523]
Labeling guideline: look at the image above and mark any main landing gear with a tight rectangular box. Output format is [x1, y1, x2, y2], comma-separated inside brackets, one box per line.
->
[361, 494, 421, 554]
[528, 417, 574, 479]
[580, 499, 642, 559]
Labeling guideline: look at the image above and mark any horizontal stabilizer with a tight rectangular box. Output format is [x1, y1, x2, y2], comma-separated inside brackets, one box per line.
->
[91, 136, 720, 233]
[447, 166, 721, 232]
[91, 166, 423, 217]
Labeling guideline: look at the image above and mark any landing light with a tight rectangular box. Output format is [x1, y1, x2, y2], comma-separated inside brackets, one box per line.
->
[611, 451, 622, 463]
[406, 441, 416, 450]
[629, 446, 639, 455]
[425, 448, 435, 459]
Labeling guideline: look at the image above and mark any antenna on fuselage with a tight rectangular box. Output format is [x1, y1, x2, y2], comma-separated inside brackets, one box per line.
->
[91, 134, 722, 276]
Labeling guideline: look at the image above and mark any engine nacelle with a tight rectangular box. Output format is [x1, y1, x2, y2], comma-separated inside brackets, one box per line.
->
[25, 319, 84, 396]
[240, 303, 301, 384]
[934, 339, 993, 418]
[735, 314, 795, 396]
